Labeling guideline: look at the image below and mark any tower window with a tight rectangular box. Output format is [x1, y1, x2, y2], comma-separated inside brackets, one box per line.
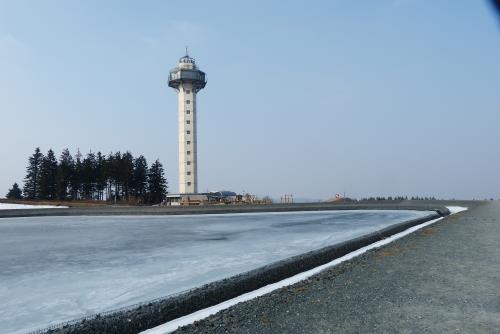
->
[187, 171, 191, 175]
[186, 120, 190, 124]
[185, 90, 191, 94]
[187, 161, 191, 165]
[187, 141, 191, 145]
[186, 110, 190, 114]
[187, 182, 191, 186]
[186, 100, 191, 104]
[187, 130, 191, 134]
[187, 151, 191, 155]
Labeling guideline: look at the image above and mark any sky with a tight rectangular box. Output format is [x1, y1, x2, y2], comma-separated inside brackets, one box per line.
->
[0, 0, 499, 201]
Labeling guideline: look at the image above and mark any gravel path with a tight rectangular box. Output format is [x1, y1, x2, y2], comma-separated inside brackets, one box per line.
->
[174, 201, 500, 333]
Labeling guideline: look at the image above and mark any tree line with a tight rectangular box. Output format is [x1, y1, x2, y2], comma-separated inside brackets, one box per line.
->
[6, 148, 168, 204]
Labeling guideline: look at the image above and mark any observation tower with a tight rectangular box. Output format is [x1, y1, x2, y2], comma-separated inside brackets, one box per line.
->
[168, 50, 207, 193]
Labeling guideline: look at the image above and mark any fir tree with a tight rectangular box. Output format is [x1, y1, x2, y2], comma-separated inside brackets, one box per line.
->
[147, 159, 168, 204]
[95, 152, 106, 201]
[70, 149, 83, 200]
[81, 151, 96, 200]
[56, 149, 74, 200]
[109, 152, 122, 201]
[120, 151, 134, 201]
[132, 155, 148, 202]
[6, 182, 23, 199]
[23, 147, 43, 199]
[104, 153, 115, 201]
[39, 149, 58, 200]
[15, 148, 169, 204]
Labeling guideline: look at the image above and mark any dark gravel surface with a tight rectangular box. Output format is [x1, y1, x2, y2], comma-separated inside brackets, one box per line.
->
[174, 201, 500, 334]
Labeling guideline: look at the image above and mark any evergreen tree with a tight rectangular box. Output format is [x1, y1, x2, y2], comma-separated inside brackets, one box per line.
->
[147, 159, 168, 204]
[39, 149, 58, 200]
[56, 149, 74, 200]
[81, 151, 96, 200]
[70, 149, 83, 199]
[16, 148, 170, 204]
[104, 153, 114, 201]
[109, 152, 122, 201]
[132, 155, 148, 202]
[120, 151, 134, 201]
[95, 152, 106, 201]
[23, 147, 43, 199]
[6, 182, 23, 199]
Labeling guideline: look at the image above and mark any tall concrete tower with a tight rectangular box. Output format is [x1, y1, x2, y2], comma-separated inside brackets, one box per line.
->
[168, 51, 207, 194]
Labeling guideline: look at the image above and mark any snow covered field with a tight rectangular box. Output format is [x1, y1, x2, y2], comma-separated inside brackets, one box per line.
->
[0, 210, 433, 334]
[0, 203, 67, 210]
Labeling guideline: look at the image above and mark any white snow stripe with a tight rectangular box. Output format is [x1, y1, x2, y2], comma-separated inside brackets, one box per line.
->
[446, 206, 468, 214]
[0, 203, 68, 210]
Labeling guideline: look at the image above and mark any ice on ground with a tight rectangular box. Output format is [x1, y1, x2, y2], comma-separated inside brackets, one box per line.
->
[447, 206, 468, 214]
[0, 210, 433, 334]
[0, 203, 68, 210]
[141, 206, 468, 334]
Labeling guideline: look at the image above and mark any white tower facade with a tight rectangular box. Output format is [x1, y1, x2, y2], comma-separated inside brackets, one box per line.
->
[168, 52, 206, 193]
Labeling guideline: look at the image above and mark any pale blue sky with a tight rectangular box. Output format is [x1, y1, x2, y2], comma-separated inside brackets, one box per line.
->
[1, 0, 499, 200]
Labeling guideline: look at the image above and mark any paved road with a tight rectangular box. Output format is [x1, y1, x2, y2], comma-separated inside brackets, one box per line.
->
[175, 201, 500, 333]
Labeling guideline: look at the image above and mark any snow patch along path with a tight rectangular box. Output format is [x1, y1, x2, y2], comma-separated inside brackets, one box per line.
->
[0, 203, 68, 210]
[141, 206, 468, 334]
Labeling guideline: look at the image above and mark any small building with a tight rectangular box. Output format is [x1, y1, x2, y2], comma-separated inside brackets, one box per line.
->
[165, 193, 208, 206]
[165, 190, 238, 206]
[207, 191, 237, 204]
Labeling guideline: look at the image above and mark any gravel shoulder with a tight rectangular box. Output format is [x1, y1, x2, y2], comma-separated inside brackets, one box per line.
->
[174, 201, 500, 334]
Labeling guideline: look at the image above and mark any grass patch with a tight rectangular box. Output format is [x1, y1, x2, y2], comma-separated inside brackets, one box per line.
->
[422, 227, 435, 236]
[292, 286, 308, 293]
[260, 314, 271, 325]
[375, 246, 402, 258]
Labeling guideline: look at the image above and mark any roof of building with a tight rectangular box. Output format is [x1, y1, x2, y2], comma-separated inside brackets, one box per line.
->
[166, 191, 237, 198]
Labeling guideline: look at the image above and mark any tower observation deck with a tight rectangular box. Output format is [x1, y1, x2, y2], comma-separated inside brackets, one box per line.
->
[168, 52, 207, 194]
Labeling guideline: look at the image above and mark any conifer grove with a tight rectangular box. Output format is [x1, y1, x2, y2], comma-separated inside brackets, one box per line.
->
[6, 148, 168, 204]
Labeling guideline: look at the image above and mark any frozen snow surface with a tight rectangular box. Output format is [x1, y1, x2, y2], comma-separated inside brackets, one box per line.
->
[0, 203, 68, 210]
[446, 206, 468, 214]
[141, 207, 467, 334]
[0, 210, 434, 334]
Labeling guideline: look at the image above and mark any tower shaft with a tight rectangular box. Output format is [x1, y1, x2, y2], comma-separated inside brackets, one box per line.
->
[168, 52, 206, 194]
[178, 83, 198, 193]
